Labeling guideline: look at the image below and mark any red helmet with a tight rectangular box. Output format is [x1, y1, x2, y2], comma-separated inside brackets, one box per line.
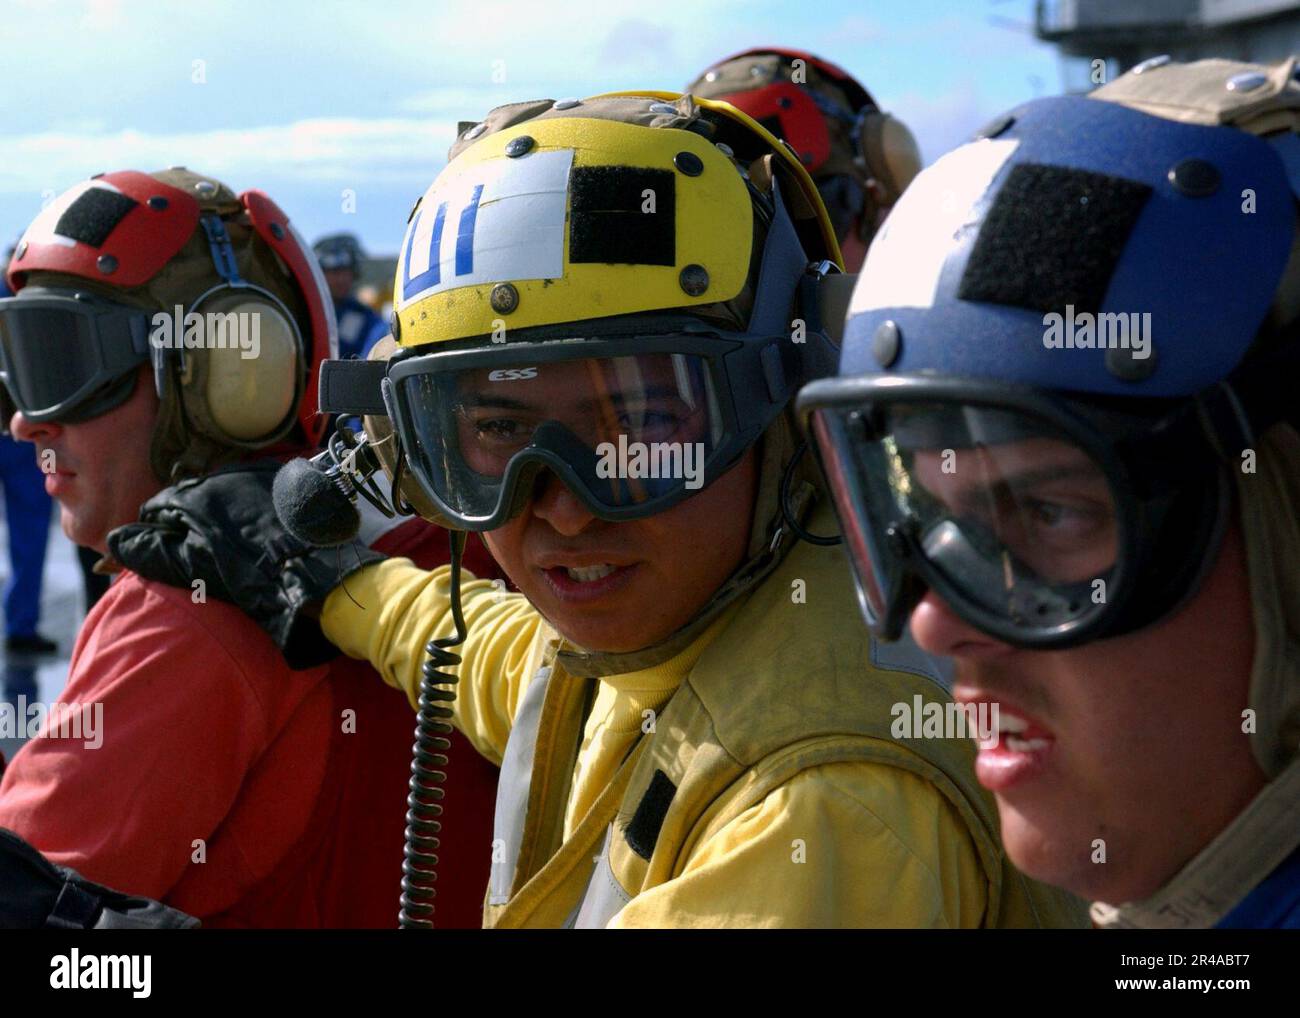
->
[687, 48, 876, 175]
[686, 48, 921, 246]
[3, 168, 337, 476]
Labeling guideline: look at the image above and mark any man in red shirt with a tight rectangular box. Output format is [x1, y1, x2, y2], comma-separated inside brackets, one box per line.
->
[0, 168, 498, 927]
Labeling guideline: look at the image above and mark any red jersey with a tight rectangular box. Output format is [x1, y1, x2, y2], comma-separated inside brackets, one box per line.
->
[0, 522, 501, 928]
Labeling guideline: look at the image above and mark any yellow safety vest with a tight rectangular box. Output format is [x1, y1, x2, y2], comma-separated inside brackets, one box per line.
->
[479, 505, 1086, 928]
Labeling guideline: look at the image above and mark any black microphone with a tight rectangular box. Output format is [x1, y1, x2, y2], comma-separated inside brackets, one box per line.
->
[273, 455, 362, 547]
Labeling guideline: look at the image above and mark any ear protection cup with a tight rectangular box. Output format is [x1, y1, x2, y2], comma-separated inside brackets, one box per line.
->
[175, 288, 304, 444]
[148, 205, 311, 450]
[856, 111, 922, 213]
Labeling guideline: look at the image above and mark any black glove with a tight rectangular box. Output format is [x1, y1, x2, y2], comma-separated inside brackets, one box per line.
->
[0, 828, 199, 929]
[108, 460, 384, 669]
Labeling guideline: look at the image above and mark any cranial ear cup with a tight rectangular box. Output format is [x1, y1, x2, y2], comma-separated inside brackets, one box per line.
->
[857, 112, 922, 212]
[169, 288, 304, 446]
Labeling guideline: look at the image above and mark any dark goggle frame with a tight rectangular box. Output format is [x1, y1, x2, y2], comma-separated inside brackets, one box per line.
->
[797, 374, 1232, 650]
[0, 292, 153, 426]
[0, 279, 304, 430]
[380, 324, 797, 531]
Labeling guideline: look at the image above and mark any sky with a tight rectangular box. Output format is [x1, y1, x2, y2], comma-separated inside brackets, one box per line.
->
[0, 0, 1065, 256]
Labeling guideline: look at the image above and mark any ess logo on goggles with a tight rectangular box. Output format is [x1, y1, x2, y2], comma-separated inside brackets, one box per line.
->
[381, 338, 735, 530]
[319, 324, 810, 532]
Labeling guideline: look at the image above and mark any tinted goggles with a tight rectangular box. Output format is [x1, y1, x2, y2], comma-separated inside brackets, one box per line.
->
[798, 376, 1227, 649]
[381, 331, 784, 530]
[0, 291, 152, 425]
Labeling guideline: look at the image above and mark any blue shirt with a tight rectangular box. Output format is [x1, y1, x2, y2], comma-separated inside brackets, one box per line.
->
[334, 295, 388, 361]
[1217, 844, 1300, 929]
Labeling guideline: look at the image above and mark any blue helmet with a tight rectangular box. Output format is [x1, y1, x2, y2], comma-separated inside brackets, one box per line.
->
[799, 62, 1300, 649]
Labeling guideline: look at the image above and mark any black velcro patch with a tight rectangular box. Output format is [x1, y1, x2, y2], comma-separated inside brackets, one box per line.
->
[569, 166, 675, 265]
[623, 768, 676, 861]
[54, 188, 139, 248]
[957, 163, 1152, 315]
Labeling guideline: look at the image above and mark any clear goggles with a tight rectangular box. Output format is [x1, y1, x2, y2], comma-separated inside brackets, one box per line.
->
[0, 290, 153, 426]
[797, 377, 1226, 649]
[381, 331, 783, 531]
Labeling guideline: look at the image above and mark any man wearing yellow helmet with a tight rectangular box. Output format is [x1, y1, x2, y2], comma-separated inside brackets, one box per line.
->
[117, 94, 1084, 928]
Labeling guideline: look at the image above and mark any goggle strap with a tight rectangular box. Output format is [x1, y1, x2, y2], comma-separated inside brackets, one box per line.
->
[805, 87, 860, 129]
[748, 174, 808, 339]
[199, 214, 244, 285]
[102, 309, 151, 372]
[1195, 380, 1256, 462]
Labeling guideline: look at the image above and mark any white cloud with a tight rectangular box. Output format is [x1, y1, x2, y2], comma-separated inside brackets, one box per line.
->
[0, 117, 460, 195]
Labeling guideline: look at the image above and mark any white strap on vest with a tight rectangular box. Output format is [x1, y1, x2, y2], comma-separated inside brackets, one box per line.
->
[568, 826, 633, 929]
[488, 664, 553, 905]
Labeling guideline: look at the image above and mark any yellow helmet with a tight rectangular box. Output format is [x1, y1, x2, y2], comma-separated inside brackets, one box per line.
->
[323, 91, 846, 530]
[392, 91, 841, 348]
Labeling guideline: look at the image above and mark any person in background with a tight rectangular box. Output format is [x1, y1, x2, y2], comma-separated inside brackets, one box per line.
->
[313, 233, 389, 360]
[0, 169, 500, 926]
[686, 48, 921, 271]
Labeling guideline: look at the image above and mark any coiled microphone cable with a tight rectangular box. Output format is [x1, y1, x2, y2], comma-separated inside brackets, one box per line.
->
[274, 421, 470, 929]
[398, 529, 468, 929]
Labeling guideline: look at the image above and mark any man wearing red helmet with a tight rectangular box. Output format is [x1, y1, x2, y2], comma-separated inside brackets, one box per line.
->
[0, 168, 499, 926]
[687, 48, 921, 272]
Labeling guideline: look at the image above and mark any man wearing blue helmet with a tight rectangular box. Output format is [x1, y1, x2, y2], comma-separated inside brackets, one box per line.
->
[799, 56, 1300, 929]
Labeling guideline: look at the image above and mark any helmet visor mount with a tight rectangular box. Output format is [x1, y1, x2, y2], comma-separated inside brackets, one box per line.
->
[0, 291, 152, 425]
[382, 328, 785, 531]
[797, 375, 1230, 649]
